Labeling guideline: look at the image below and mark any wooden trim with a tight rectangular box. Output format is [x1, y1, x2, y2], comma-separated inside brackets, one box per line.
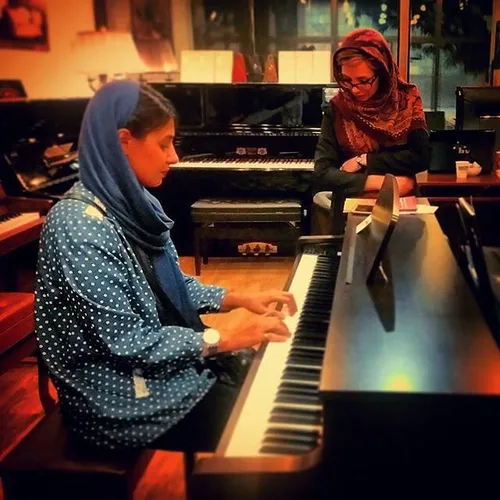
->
[399, 0, 410, 81]
[491, 0, 500, 84]
[194, 446, 322, 475]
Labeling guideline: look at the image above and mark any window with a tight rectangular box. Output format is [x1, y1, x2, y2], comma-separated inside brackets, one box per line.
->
[409, 0, 493, 126]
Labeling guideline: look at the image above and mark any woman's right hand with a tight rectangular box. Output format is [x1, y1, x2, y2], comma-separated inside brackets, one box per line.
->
[217, 313, 292, 353]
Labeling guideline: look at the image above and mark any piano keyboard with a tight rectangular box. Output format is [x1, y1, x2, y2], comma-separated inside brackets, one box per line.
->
[224, 251, 339, 457]
[0, 212, 40, 235]
[173, 158, 314, 171]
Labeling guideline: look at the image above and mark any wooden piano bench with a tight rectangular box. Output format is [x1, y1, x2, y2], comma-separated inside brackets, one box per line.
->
[190, 198, 302, 275]
[0, 408, 155, 500]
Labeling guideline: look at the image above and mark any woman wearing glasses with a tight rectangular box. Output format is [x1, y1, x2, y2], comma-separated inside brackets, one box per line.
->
[313, 28, 430, 226]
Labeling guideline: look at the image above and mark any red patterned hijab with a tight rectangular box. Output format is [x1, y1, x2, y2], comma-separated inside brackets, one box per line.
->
[331, 28, 427, 156]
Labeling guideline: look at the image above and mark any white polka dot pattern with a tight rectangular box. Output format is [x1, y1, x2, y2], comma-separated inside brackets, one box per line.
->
[35, 182, 226, 449]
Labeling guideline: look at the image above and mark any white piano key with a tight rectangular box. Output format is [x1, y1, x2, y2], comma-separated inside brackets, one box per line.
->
[225, 254, 318, 457]
[173, 159, 314, 171]
[0, 212, 40, 236]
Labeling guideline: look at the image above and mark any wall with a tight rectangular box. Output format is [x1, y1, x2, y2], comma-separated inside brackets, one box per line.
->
[0, 0, 95, 98]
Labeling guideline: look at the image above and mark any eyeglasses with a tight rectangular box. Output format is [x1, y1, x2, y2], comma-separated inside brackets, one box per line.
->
[338, 75, 378, 91]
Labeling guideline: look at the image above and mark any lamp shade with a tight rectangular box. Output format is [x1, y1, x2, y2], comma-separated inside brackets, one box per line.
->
[73, 30, 149, 75]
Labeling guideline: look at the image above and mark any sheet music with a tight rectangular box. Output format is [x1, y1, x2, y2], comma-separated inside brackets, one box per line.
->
[279, 51, 331, 84]
[278, 51, 297, 84]
[180, 50, 233, 83]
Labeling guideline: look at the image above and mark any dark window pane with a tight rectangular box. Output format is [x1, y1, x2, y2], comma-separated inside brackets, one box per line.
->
[192, 0, 249, 50]
[409, 43, 435, 110]
[411, 0, 435, 38]
[336, 0, 400, 56]
[410, 0, 492, 125]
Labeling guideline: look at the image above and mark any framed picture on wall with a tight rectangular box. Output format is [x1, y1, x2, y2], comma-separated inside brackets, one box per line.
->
[0, 0, 49, 51]
[131, 0, 177, 73]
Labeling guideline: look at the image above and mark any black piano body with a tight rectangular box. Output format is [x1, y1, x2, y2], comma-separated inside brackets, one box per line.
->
[0, 98, 87, 199]
[149, 82, 337, 254]
[190, 208, 500, 499]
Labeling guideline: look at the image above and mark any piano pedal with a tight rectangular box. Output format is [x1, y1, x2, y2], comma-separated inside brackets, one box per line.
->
[237, 241, 277, 256]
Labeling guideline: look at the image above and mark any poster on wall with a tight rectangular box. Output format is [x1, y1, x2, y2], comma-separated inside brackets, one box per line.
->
[0, 0, 49, 51]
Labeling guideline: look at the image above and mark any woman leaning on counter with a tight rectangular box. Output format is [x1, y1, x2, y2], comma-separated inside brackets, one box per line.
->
[312, 28, 431, 232]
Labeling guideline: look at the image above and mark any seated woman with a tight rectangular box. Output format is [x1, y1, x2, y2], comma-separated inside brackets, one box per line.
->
[35, 81, 295, 452]
[313, 28, 431, 232]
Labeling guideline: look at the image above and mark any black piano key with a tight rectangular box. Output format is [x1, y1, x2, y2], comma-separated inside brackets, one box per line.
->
[289, 346, 324, 358]
[269, 410, 321, 426]
[283, 367, 321, 382]
[292, 338, 326, 349]
[278, 381, 319, 395]
[264, 427, 320, 443]
[275, 393, 320, 406]
[263, 434, 318, 448]
[286, 357, 323, 368]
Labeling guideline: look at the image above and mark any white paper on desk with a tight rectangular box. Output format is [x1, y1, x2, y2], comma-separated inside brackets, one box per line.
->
[343, 198, 438, 215]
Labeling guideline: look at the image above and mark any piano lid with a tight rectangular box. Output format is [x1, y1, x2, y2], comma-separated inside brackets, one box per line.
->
[150, 83, 338, 132]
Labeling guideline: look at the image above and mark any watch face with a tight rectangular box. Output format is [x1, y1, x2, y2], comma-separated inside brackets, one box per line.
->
[204, 329, 220, 345]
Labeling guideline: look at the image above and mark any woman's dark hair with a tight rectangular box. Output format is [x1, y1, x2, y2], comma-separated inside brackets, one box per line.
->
[124, 83, 177, 139]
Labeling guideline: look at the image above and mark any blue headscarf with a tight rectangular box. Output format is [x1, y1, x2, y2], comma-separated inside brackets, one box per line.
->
[78, 80, 203, 331]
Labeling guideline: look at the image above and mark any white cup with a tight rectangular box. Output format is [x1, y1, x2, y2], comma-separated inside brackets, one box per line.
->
[455, 160, 470, 179]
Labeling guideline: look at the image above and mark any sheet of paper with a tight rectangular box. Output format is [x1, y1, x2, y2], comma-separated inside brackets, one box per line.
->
[312, 51, 331, 83]
[180, 50, 215, 83]
[344, 198, 438, 215]
[278, 51, 297, 83]
[214, 51, 233, 83]
[294, 51, 313, 83]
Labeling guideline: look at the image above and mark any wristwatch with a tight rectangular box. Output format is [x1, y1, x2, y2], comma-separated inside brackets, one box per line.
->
[202, 328, 221, 357]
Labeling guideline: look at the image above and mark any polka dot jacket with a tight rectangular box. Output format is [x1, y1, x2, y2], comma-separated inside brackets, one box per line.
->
[35, 182, 226, 449]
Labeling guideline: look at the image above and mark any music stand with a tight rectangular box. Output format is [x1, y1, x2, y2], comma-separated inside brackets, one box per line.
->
[365, 174, 400, 285]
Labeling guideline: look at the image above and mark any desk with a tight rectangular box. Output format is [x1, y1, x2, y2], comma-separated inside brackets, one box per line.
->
[417, 171, 500, 249]
[417, 171, 500, 202]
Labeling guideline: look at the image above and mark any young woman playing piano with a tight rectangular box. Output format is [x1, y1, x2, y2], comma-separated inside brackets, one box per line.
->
[35, 81, 295, 452]
[312, 28, 431, 230]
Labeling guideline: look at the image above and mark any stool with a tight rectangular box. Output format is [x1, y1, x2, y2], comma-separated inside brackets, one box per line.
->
[190, 198, 302, 275]
[0, 408, 195, 500]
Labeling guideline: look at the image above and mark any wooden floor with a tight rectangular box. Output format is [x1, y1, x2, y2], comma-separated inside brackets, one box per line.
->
[0, 256, 294, 500]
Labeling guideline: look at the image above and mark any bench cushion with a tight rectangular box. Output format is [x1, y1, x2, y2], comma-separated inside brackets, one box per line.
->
[0, 293, 34, 354]
[191, 198, 302, 223]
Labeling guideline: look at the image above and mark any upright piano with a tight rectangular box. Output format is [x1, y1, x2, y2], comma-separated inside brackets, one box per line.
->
[0, 99, 86, 288]
[190, 206, 500, 499]
[0, 98, 87, 199]
[150, 83, 337, 254]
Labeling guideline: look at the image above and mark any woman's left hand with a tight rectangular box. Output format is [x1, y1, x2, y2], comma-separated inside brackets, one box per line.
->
[222, 290, 298, 317]
[340, 156, 362, 173]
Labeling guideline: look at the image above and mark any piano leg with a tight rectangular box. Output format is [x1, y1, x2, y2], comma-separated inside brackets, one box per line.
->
[194, 226, 202, 276]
